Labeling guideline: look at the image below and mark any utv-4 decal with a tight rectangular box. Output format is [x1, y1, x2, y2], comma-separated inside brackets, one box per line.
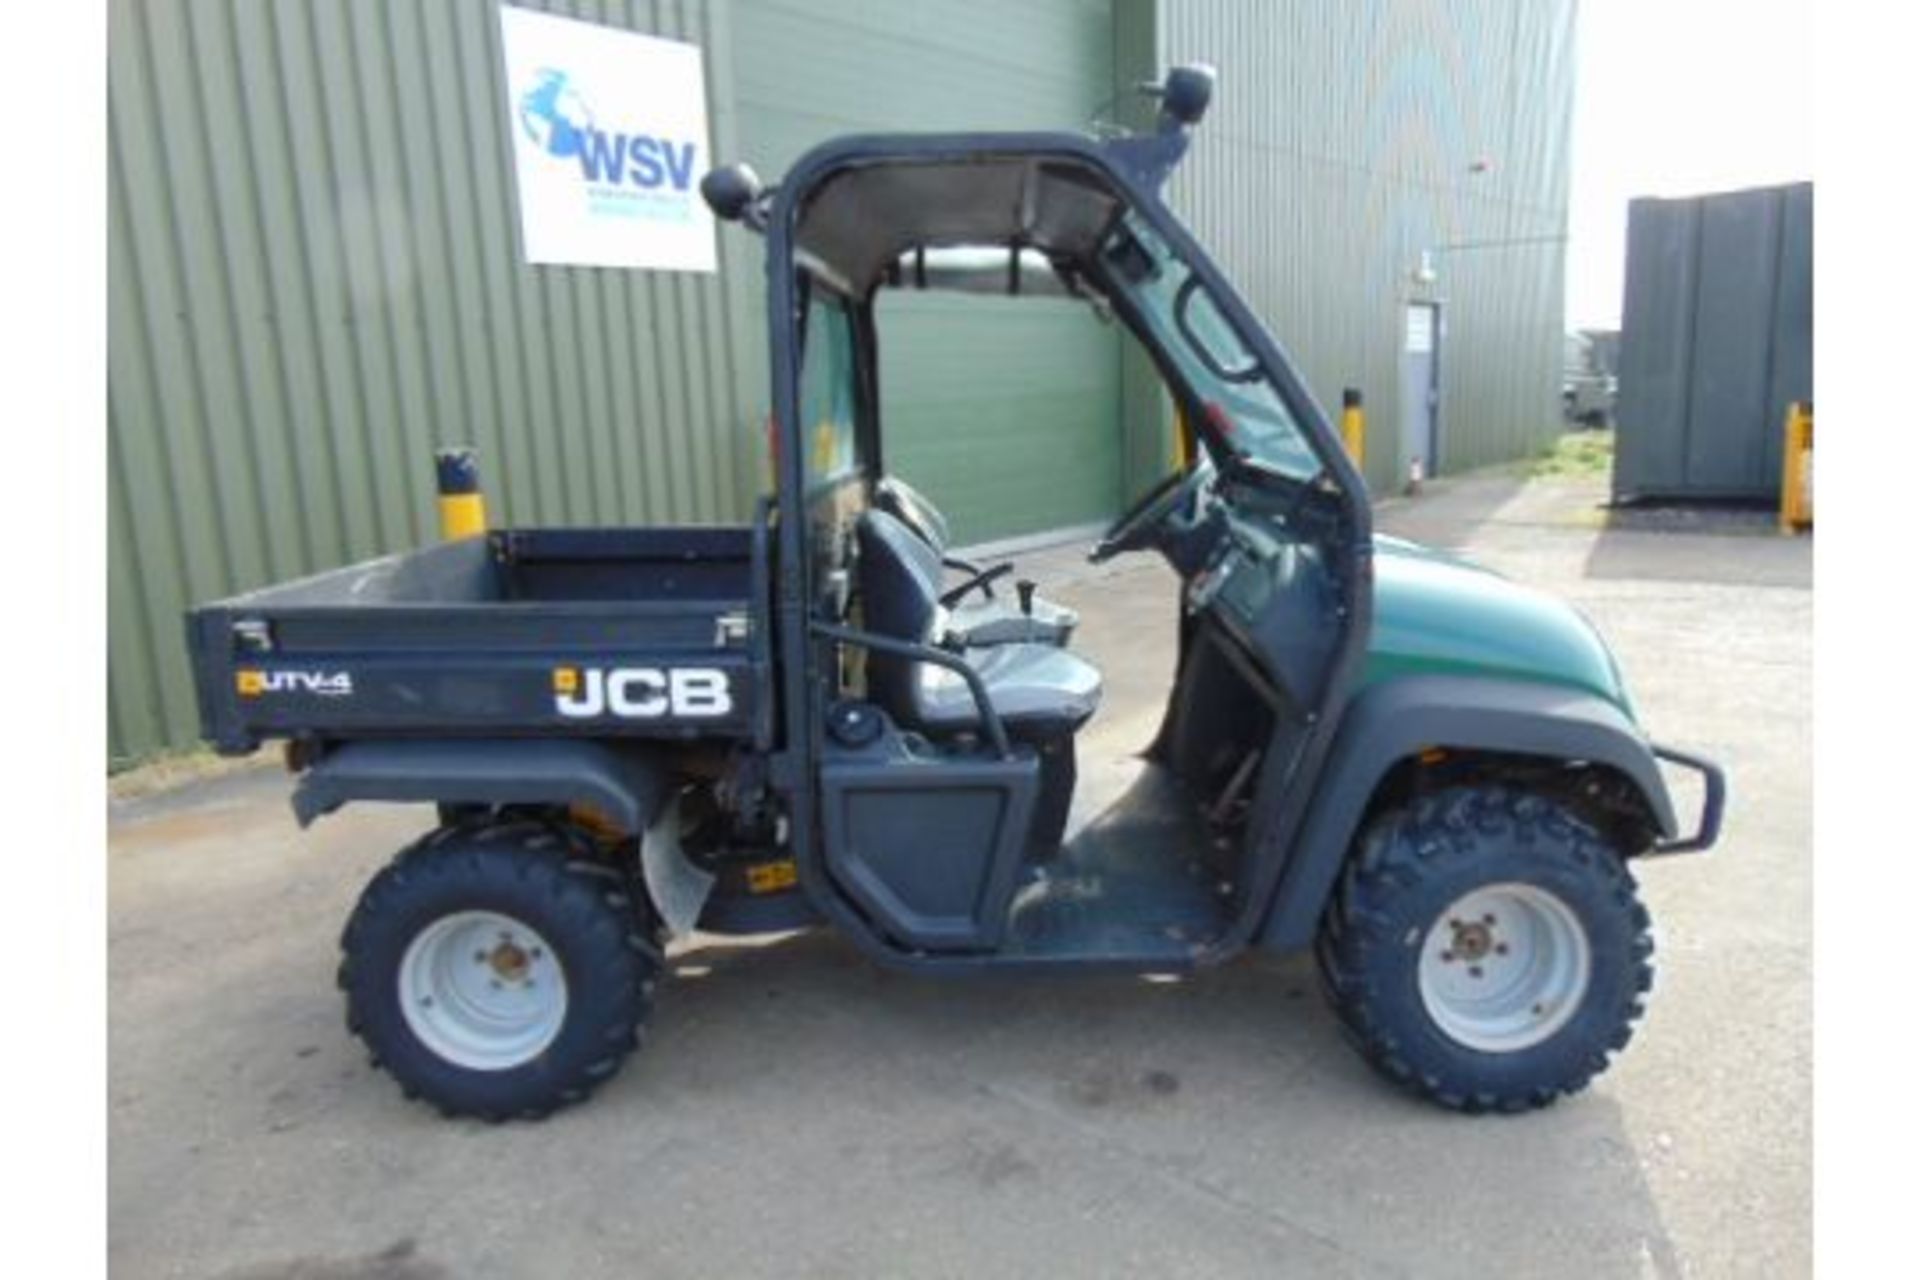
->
[235, 669, 354, 698]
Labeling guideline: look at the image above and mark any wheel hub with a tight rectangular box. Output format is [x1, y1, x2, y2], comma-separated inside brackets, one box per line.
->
[1417, 883, 1592, 1053]
[487, 940, 531, 982]
[399, 910, 569, 1072]
[1446, 919, 1494, 962]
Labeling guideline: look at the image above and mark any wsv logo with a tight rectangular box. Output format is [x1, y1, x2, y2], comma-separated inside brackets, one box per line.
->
[518, 69, 698, 192]
[554, 667, 732, 720]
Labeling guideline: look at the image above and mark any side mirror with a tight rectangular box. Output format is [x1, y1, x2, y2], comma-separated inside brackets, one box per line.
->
[1158, 64, 1216, 130]
[1109, 64, 1216, 188]
[700, 163, 764, 223]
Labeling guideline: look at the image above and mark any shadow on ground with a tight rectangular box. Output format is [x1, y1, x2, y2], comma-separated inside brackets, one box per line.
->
[1366, 466, 1811, 590]
[1584, 502, 1810, 588]
[113, 763, 1682, 1280]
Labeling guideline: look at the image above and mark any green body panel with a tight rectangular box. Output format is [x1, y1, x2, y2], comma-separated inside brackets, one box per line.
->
[1364, 535, 1635, 720]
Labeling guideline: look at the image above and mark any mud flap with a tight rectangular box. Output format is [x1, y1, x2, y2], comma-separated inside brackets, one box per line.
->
[640, 796, 715, 939]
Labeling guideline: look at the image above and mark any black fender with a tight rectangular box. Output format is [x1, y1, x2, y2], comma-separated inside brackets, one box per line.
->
[1259, 675, 1679, 951]
[292, 738, 671, 834]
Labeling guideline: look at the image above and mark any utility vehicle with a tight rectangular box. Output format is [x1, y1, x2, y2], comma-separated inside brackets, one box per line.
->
[186, 66, 1723, 1120]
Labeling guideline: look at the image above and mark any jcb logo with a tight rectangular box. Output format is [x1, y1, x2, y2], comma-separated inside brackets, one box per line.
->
[236, 669, 353, 698]
[553, 667, 732, 720]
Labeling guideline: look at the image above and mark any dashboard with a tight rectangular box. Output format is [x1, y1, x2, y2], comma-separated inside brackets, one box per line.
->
[1181, 506, 1338, 709]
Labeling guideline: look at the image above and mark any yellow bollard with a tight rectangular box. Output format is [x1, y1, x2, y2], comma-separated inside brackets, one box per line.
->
[435, 447, 489, 541]
[1340, 388, 1365, 469]
[1173, 402, 1195, 471]
[1778, 401, 1813, 534]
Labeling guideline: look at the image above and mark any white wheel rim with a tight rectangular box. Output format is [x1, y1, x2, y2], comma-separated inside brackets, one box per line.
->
[398, 910, 568, 1071]
[1417, 883, 1592, 1053]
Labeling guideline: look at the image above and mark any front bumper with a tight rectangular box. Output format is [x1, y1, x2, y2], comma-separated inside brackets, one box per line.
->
[1646, 745, 1728, 855]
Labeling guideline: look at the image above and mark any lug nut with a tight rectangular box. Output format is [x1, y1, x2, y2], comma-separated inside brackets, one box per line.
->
[1440, 950, 1455, 963]
[1495, 943, 1509, 956]
[1468, 965, 1483, 978]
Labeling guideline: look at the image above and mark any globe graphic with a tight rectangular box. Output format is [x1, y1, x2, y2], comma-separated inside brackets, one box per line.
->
[519, 70, 594, 160]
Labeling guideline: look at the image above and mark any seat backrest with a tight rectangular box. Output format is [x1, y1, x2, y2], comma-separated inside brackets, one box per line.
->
[873, 476, 952, 558]
[855, 509, 947, 717]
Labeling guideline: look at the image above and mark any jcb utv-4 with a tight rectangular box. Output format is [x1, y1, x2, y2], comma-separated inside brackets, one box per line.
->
[187, 66, 1723, 1120]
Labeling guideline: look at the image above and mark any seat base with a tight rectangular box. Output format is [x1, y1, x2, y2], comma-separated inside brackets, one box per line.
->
[1026, 734, 1077, 862]
[948, 596, 1078, 647]
[913, 641, 1102, 735]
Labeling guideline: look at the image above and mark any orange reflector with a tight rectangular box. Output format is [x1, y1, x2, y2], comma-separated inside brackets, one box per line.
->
[567, 804, 627, 844]
[746, 860, 798, 894]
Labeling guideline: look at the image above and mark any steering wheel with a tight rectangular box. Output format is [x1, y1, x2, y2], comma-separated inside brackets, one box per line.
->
[1089, 467, 1207, 564]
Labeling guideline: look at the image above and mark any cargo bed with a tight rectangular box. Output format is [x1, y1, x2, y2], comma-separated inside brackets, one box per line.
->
[186, 524, 770, 754]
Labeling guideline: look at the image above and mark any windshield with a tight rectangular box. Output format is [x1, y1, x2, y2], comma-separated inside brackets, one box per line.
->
[798, 288, 860, 492]
[1100, 214, 1322, 482]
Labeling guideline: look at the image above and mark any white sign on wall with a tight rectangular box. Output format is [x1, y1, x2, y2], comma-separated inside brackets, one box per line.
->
[1405, 305, 1435, 354]
[497, 5, 716, 272]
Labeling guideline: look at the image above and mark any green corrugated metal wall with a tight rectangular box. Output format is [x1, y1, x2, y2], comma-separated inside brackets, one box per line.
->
[733, 0, 1122, 545]
[107, 0, 1117, 763]
[108, 0, 1574, 763]
[108, 0, 764, 763]
[1155, 0, 1576, 491]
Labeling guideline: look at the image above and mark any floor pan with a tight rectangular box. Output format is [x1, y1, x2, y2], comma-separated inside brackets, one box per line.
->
[1003, 761, 1231, 963]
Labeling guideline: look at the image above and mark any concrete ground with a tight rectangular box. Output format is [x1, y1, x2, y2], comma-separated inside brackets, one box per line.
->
[109, 468, 1811, 1279]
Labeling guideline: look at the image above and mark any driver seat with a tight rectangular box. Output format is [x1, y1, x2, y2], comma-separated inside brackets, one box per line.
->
[856, 510, 1102, 737]
[857, 509, 1102, 857]
[874, 476, 1079, 647]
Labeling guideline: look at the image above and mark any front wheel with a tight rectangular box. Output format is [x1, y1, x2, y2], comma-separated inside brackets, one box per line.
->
[339, 822, 660, 1121]
[1315, 785, 1653, 1113]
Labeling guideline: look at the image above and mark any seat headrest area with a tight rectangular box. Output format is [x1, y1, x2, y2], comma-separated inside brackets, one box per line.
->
[873, 477, 952, 556]
[855, 508, 949, 720]
[856, 508, 946, 643]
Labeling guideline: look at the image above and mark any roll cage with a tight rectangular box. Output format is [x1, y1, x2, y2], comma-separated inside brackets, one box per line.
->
[748, 116, 1377, 970]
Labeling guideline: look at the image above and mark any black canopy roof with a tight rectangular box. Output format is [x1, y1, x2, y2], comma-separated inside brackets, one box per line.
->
[793, 151, 1123, 296]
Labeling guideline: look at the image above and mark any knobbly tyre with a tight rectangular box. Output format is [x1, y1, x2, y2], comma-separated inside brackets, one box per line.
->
[185, 66, 1725, 1121]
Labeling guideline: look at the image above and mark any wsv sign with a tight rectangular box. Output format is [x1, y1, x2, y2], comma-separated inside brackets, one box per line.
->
[520, 70, 698, 193]
[574, 128, 698, 192]
[497, 7, 716, 271]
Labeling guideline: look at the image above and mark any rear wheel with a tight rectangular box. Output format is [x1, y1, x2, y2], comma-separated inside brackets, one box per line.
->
[1315, 785, 1653, 1113]
[339, 822, 660, 1121]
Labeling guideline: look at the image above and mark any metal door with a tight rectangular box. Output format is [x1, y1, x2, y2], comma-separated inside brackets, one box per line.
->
[734, 0, 1125, 545]
[1401, 302, 1441, 483]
